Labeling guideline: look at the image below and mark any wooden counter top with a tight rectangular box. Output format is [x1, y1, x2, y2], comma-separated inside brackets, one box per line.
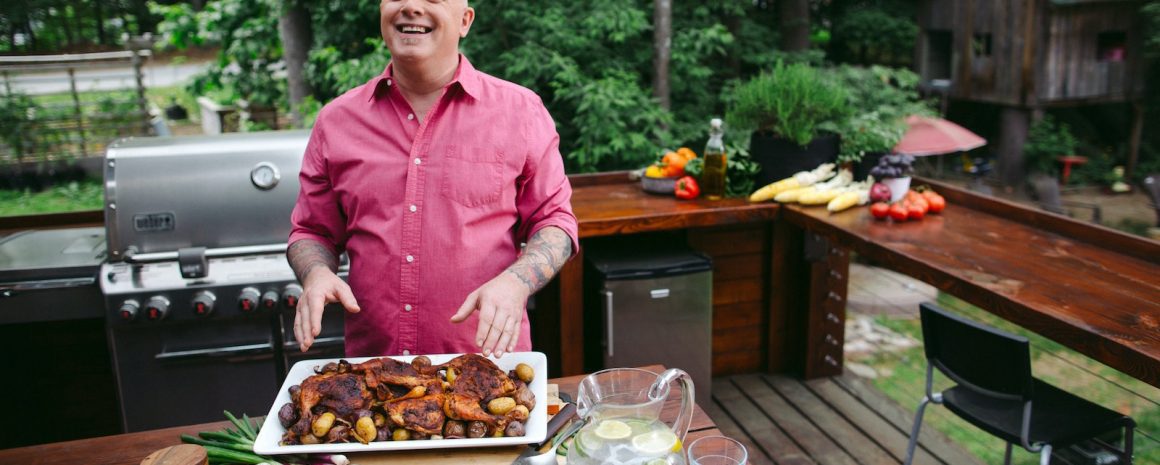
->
[569, 172, 779, 238]
[0, 365, 718, 465]
[780, 178, 1160, 388]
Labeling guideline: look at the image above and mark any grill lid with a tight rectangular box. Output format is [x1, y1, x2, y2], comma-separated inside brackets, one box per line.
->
[103, 131, 309, 262]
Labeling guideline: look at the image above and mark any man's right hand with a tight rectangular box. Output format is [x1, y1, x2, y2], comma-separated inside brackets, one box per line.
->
[294, 267, 360, 352]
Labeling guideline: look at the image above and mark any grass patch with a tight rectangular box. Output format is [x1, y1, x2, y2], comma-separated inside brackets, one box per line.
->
[0, 179, 104, 216]
[853, 293, 1159, 464]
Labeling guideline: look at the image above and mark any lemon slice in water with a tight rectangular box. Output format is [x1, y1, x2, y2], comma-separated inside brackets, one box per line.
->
[631, 430, 681, 456]
[593, 419, 633, 440]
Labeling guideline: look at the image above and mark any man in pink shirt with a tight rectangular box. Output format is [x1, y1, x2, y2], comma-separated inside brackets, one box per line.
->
[288, 0, 577, 359]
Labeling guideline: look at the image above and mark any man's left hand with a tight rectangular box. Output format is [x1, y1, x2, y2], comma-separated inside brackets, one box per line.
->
[450, 271, 530, 358]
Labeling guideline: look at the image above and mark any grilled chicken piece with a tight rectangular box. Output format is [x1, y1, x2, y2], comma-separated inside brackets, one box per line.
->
[443, 392, 500, 423]
[439, 353, 516, 401]
[355, 357, 431, 390]
[386, 393, 446, 435]
[298, 372, 372, 420]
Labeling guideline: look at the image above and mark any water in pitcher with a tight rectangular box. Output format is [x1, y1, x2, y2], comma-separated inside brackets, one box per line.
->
[567, 412, 686, 465]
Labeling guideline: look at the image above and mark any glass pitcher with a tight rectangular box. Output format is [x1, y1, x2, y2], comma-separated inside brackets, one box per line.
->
[567, 367, 695, 465]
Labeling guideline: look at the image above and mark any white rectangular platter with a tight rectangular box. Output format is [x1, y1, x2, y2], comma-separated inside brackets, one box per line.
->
[253, 352, 548, 455]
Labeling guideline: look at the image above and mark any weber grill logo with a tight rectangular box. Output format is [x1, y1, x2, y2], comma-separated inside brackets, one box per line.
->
[133, 213, 176, 232]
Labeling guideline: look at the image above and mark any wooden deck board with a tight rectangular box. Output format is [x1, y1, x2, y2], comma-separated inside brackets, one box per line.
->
[732, 374, 860, 465]
[708, 374, 985, 465]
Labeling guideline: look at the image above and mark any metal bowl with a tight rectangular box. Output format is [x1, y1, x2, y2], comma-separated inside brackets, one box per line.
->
[641, 175, 679, 195]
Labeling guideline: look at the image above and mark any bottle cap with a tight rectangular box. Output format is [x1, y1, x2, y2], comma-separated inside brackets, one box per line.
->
[710, 118, 722, 128]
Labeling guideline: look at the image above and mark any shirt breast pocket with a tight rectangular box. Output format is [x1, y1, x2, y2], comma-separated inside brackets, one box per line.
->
[440, 145, 505, 207]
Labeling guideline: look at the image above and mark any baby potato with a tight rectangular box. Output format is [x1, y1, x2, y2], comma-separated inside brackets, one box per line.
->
[515, 363, 534, 383]
[504, 421, 525, 438]
[445, 367, 457, 383]
[311, 412, 336, 437]
[392, 428, 410, 441]
[411, 355, 431, 368]
[354, 416, 376, 444]
[509, 405, 529, 422]
[278, 402, 298, 428]
[466, 421, 487, 438]
[487, 397, 517, 415]
[299, 433, 320, 445]
[443, 420, 466, 439]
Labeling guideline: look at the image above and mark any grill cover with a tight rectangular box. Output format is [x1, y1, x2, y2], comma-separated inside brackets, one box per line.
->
[103, 131, 309, 261]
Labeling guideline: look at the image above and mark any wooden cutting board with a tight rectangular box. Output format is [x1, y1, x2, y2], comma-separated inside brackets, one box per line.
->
[349, 446, 565, 465]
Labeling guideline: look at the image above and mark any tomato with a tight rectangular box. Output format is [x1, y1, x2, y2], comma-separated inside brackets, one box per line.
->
[870, 202, 890, 219]
[889, 204, 909, 221]
[911, 197, 929, 214]
[662, 151, 689, 170]
[908, 204, 926, 220]
[926, 194, 946, 213]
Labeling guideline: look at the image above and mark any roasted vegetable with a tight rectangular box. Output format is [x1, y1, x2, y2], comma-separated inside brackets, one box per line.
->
[504, 421, 525, 438]
[487, 397, 516, 415]
[354, 416, 377, 444]
[467, 421, 488, 438]
[312, 412, 336, 437]
[443, 420, 467, 439]
[510, 405, 530, 422]
[392, 428, 411, 441]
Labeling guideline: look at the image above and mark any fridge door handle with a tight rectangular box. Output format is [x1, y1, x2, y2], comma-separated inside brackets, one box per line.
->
[604, 290, 614, 357]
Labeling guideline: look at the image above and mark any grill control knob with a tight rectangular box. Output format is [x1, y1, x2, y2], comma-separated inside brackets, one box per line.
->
[192, 291, 216, 317]
[238, 287, 260, 313]
[145, 296, 170, 321]
[118, 300, 140, 321]
[282, 284, 303, 309]
[261, 290, 280, 310]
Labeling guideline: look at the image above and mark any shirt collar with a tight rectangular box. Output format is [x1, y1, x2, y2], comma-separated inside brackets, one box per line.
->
[368, 54, 482, 102]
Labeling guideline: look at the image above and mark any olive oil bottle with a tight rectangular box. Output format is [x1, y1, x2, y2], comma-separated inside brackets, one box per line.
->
[702, 118, 727, 200]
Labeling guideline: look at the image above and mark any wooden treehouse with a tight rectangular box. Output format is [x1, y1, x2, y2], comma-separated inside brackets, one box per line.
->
[915, 0, 1148, 184]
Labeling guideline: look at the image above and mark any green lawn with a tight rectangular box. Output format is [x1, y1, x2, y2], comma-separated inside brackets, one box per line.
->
[855, 293, 1159, 464]
[0, 179, 103, 216]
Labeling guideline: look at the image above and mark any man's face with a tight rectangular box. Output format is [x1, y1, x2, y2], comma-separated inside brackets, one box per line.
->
[380, 0, 474, 64]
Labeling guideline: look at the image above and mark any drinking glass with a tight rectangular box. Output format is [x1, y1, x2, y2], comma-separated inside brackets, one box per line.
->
[687, 435, 748, 465]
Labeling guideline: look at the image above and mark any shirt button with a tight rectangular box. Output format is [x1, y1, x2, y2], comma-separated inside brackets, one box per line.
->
[403, 349, 411, 356]
[409, 205, 417, 213]
[414, 158, 422, 165]
[407, 113, 415, 121]
[386, 78, 392, 86]
[406, 255, 414, 263]
[404, 304, 412, 312]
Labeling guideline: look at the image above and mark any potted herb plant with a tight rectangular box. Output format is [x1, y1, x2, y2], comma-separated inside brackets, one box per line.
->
[830, 66, 936, 180]
[726, 61, 850, 187]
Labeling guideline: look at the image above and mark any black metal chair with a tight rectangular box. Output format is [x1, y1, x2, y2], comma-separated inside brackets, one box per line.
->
[904, 302, 1135, 465]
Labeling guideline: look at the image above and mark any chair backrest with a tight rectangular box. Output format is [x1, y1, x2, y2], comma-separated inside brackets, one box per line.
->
[920, 302, 1034, 401]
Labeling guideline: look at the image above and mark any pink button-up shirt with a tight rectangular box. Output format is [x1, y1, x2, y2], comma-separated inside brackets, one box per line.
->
[289, 56, 578, 358]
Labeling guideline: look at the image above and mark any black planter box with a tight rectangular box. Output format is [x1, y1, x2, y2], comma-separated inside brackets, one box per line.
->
[750, 132, 839, 188]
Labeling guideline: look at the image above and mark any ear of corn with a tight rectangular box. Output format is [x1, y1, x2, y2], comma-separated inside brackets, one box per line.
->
[749, 178, 800, 202]
[775, 186, 816, 203]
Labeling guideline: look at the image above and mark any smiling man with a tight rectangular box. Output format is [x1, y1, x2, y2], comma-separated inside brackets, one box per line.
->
[288, 0, 578, 359]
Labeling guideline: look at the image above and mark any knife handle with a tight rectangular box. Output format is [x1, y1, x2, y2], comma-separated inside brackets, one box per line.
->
[538, 403, 578, 450]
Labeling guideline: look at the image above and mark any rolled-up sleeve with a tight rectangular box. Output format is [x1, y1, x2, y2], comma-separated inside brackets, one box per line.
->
[515, 98, 579, 257]
[289, 119, 348, 255]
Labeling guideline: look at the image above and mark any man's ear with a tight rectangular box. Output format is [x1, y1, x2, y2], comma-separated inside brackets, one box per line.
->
[460, 7, 475, 38]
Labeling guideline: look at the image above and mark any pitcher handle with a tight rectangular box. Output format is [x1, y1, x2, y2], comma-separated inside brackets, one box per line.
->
[651, 368, 695, 443]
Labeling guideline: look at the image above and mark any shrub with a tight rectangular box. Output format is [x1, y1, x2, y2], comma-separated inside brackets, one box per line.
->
[725, 61, 850, 147]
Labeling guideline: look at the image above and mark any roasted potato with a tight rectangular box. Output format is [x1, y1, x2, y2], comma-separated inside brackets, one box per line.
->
[299, 433, 320, 445]
[311, 412, 336, 437]
[466, 421, 487, 438]
[510, 405, 529, 422]
[354, 416, 376, 444]
[411, 355, 431, 368]
[443, 420, 466, 439]
[504, 421, 525, 438]
[278, 402, 297, 428]
[487, 397, 516, 415]
[392, 428, 410, 441]
[515, 363, 534, 383]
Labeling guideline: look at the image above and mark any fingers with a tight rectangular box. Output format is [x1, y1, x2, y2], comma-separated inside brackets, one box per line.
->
[494, 313, 518, 358]
[293, 304, 306, 352]
[336, 282, 361, 314]
[480, 305, 507, 357]
[449, 290, 479, 323]
[300, 288, 327, 351]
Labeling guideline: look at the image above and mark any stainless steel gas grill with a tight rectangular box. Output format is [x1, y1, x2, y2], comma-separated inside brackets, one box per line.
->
[99, 131, 346, 432]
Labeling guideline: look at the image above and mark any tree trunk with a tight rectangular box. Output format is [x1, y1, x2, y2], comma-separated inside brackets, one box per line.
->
[779, 0, 810, 52]
[995, 106, 1030, 187]
[59, 1, 75, 49]
[95, 0, 107, 45]
[191, 0, 207, 11]
[280, 0, 314, 128]
[133, 0, 154, 33]
[652, 0, 672, 111]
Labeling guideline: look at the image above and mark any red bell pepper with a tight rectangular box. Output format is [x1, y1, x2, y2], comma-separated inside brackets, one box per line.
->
[675, 176, 700, 200]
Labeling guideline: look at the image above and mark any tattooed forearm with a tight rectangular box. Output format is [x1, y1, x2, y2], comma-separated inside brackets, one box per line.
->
[505, 226, 573, 294]
[287, 239, 339, 284]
